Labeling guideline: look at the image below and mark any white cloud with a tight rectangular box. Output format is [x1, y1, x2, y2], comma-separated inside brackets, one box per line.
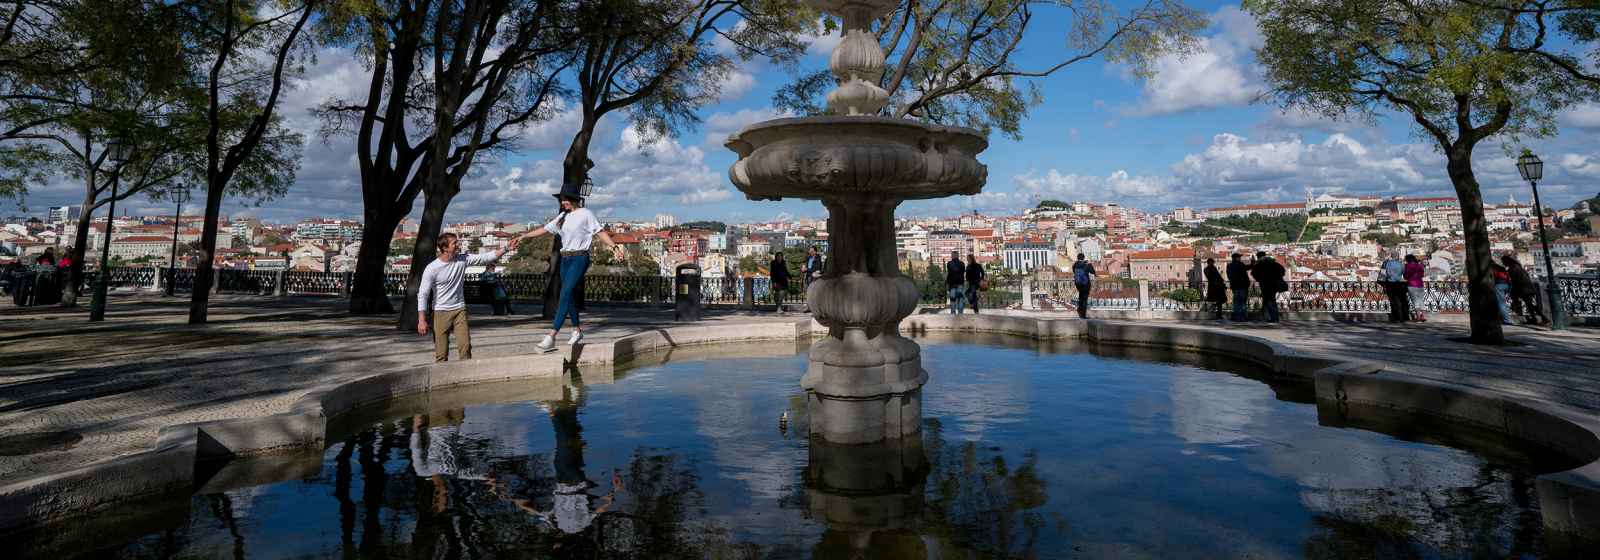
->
[702, 107, 791, 147]
[1121, 6, 1264, 116]
[717, 70, 757, 102]
[1013, 169, 1177, 205]
[1560, 153, 1600, 178]
[1559, 102, 1600, 132]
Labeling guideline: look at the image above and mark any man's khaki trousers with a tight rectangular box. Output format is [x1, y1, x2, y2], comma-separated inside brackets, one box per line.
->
[432, 308, 472, 362]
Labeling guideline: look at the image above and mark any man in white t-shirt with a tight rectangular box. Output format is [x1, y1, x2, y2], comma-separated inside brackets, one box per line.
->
[417, 232, 517, 361]
[517, 184, 624, 353]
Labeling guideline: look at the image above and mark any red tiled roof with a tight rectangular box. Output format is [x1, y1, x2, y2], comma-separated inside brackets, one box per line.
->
[1130, 248, 1195, 260]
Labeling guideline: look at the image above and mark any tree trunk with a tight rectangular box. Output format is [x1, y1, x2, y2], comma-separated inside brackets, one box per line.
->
[1446, 150, 1504, 345]
[188, 183, 225, 324]
[397, 190, 450, 331]
[61, 182, 95, 307]
[349, 211, 399, 314]
[561, 116, 597, 187]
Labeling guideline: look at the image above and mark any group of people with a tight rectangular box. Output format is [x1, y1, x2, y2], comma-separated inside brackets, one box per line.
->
[5, 246, 76, 306]
[1376, 253, 1430, 323]
[765, 245, 823, 312]
[1196, 251, 1288, 323]
[944, 251, 987, 314]
[1491, 254, 1549, 325]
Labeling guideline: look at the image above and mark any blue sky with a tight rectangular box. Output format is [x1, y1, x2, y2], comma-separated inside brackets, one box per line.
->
[9, 1, 1600, 224]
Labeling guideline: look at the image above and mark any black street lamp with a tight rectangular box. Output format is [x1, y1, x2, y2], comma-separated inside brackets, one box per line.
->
[1515, 151, 1568, 330]
[166, 186, 191, 296]
[89, 139, 133, 322]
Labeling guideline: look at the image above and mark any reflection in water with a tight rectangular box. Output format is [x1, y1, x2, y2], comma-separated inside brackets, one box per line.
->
[84, 338, 1568, 559]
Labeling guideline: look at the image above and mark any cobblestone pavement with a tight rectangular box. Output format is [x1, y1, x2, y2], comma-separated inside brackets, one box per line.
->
[2, 295, 1597, 489]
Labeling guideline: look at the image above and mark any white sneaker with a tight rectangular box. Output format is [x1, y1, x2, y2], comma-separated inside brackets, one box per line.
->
[536, 335, 556, 354]
[567, 331, 583, 346]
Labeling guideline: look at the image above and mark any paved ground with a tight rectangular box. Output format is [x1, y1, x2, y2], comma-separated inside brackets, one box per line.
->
[3, 293, 1598, 489]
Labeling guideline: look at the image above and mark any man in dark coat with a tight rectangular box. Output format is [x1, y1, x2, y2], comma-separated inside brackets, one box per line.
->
[964, 253, 985, 314]
[1503, 254, 1547, 325]
[1071, 253, 1095, 319]
[769, 251, 790, 312]
[1226, 253, 1252, 321]
[945, 251, 966, 314]
[1250, 251, 1287, 323]
[1204, 258, 1228, 320]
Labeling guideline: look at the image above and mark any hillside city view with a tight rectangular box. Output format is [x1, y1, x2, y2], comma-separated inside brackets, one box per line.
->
[7, 0, 1600, 558]
[6, 190, 1598, 288]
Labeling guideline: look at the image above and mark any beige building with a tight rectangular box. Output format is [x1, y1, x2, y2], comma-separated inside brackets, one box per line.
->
[1128, 248, 1196, 281]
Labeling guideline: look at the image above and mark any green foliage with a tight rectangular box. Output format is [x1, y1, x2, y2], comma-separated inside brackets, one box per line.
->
[1309, 206, 1375, 216]
[1561, 191, 1600, 235]
[389, 238, 415, 258]
[1164, 287, 1203, 303]
[1073, 228, 1105, 237]
[1037, 199, 1070, 209]
[774, 0, 1203, 140]
[675, 221, 727, 233]
[1205, 213, 1310, 242]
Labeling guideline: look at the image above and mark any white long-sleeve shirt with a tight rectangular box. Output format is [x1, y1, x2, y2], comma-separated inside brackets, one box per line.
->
[418, 251, 500, 312]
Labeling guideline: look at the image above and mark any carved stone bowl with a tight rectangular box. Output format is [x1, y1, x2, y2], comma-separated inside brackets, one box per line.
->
[725, 116, 988, 202]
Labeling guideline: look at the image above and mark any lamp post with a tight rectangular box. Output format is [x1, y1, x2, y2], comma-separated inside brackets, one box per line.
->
[166, 186, 191, 296]
[89, 139, 132, 322]
[1516, 151, 1568, 330]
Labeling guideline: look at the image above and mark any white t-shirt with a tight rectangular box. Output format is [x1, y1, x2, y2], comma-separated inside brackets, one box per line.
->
[545, 208, 603, 252]
[418, 251, 500, 311]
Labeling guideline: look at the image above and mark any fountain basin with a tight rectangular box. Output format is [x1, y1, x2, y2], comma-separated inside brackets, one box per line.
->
[725, 116, 987, 201]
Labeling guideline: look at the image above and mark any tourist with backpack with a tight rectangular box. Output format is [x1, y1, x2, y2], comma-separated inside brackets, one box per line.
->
[1072, 254, 1095, 319]
[1250, 252, 1287, 323]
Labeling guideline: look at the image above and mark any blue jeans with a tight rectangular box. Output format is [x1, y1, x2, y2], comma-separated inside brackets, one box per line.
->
[1494, 283, 1513, 324]
[1262, 291, 1281, 322]
[1231, 289, 1249, 321]
[553, 254, 590, 332]
[949, 286, 965, 314]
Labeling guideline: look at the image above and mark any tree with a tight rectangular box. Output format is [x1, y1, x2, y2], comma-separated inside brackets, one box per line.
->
[1, 1, 286, 306]
[556, 0, 817, 188]
[317, 0, 567, 318]
[774, 0, 1202, 139]
[179, 0, 312, 324]
[1246, 0, 1600, 344]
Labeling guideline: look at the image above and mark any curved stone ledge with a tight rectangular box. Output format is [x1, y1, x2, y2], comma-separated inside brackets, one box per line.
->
[4, 314, 1598, 552]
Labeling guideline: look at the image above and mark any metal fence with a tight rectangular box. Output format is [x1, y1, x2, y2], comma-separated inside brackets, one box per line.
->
[1028, 279, 1481, 315]
[92, 267, 1600, 319]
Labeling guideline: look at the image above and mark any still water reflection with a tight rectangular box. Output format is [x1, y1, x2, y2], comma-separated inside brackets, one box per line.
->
[91, 335, 1559, 559]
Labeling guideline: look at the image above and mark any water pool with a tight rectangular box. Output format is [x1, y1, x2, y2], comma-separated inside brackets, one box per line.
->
[70, 334, 1567, 558]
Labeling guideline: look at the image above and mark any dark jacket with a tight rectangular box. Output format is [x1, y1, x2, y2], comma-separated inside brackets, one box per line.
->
[770, 256, 790, 287]
[965, 261, 985, 286]
[1204, 264, 1228, 302]
[945, 259, 966, 287]
[1251, 258, 1287, 293]
[1072, 260, 1095, 285]
[803, 253, 823, 277]
[1226, 260, 1251, 288]
[1507, 262, 1537, 296]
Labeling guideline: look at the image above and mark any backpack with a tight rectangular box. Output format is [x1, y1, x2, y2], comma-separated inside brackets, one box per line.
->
[1073, 264, 1090, 285]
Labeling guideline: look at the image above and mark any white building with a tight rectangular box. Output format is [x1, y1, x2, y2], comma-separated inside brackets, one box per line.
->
[49, 206, 82, 224]
[655, 213, 677, 229]
[1001, 238, 1055, 272]
[895, 226, 929, 261]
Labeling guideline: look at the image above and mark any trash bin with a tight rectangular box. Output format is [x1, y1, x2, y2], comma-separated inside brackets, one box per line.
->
[675, 263, 702, 321]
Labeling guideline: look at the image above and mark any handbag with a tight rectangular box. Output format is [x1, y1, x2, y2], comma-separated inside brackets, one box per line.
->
[979, 279, 989, 291]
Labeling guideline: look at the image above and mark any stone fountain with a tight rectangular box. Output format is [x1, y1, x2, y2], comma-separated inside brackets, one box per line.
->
[725, 0, 988, 444]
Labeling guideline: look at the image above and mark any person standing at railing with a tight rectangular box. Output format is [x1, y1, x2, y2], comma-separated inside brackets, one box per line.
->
[417, 232, 519, 362]
[482, 262, 513, 316]
[1403, 254, 1426, 322]
[1503, 255, 1548, 325]
[802, 246, 823, 290]
[965, 253, 986, 314]
[1204, 258, 1227, 320]
[517, 183, 625, 353]
[1250, 251, 1286, 324]
[945, 251, 966, 315]
[1226, 253, 1251, 322]
[1491, 260, 1516, 325]
[1072, 253, 1095, 319]
[770, 250, 791, 313]
[1380, 253, 1409, 323]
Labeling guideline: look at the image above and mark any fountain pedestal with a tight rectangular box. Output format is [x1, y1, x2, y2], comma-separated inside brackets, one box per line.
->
[726, 0, 986, 444]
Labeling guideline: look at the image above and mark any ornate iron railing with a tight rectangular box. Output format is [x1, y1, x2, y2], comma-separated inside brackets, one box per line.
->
[1555, 274, 1600, 318]
[96, 266, 1600, 319]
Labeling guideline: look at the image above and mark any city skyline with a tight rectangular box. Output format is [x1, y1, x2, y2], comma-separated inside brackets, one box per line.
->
[4, 1, 1600, 224]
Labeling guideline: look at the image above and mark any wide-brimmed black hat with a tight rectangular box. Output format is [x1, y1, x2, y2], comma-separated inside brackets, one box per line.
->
[553, 180, 588, 201]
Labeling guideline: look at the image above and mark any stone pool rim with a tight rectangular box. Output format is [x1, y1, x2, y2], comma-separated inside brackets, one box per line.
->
[3, 313, 1598, 548]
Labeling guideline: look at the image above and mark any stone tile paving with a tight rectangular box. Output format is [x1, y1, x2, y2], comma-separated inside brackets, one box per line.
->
[2, 295, 1597, 490]
[0, 294, 804, 486]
